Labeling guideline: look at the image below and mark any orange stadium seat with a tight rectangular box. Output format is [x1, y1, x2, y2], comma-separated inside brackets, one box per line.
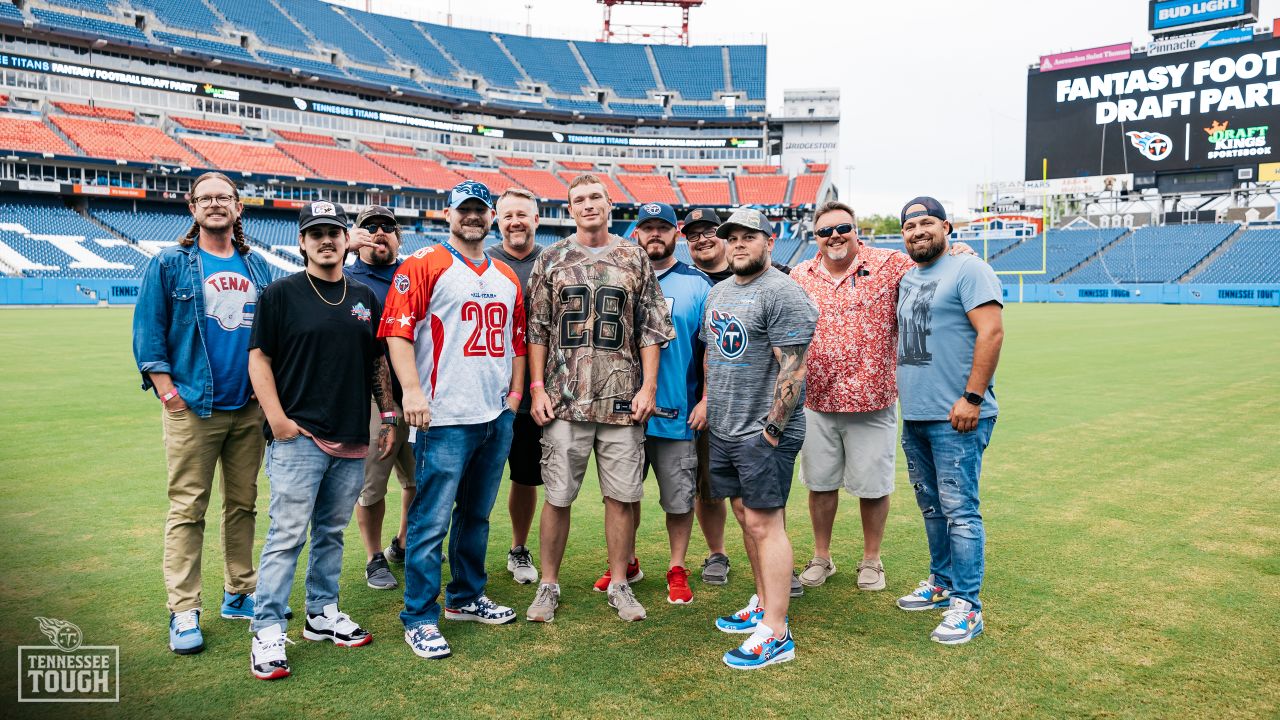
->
[790, 174, 823, 206]
[363, 141, 415, 155]
[368, 153, 464, 190]
[498, 156, 534, 167]
[53, 101, 135, 122]
[560, 161, 594, 171]
[275, 129, 337, 146]
[456, 168, 515, 195]
[619, 174, 678, 205]
[805, 163, 828, 173]
[742, 165, 780, 174]
[439, 150, 476, 163]
[620, 163, 656, 172]
[677, 178, 730, 206]
[559, 171, 631, 202]
[172, 116, 244, 135]
[0, 116, 74, 155]
[680, 164, 717, 174]
[735, 175, 788, 205]
[278, 142, 400, 184]
[51, 116, 199, 165]
[183, 137, 309, 176]
[501, 168, 567, 200]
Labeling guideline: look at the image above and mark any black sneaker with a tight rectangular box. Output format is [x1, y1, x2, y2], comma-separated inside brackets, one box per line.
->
[384, 537, 406, 564]
[366, 553, 397, 590]
[791, 570, 804, 598]
[701, 553, 730, 585]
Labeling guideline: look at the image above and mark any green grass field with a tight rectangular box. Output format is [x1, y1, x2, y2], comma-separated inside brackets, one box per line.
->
[1, 304, 1278, 719]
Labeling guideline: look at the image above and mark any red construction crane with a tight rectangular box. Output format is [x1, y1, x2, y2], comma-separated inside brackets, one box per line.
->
[598, 0, 704, 46]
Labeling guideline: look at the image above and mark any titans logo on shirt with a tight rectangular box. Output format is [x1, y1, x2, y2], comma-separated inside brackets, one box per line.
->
[709, 310, 748, 359]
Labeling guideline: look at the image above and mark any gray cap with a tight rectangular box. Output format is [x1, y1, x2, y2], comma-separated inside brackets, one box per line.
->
[715, 207, 774, 238]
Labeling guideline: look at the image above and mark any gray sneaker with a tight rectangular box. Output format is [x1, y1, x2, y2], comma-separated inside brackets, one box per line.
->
[700, 553, 730, 585]
[607, 583, 647, 622]
[384, 537, 406, 564]
[526, 583, 559, 622]
[507, 545, 538, 585]
[365, 553, 397, 590]
[790, 570, 804, 598]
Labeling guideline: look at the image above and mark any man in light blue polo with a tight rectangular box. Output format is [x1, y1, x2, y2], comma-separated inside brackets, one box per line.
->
[893, 196, 1004, 646]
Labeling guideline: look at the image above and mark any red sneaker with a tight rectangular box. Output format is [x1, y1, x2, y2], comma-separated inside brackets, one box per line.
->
[592, 558, 644, 592]
[666, 566, 693, 605]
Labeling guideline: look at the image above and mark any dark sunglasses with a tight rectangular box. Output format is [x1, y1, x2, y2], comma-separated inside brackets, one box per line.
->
[361, 222, 398, 234]
[816, 223, 854, 238]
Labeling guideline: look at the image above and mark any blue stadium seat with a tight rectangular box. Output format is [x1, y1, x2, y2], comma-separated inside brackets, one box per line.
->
[991, 228, 1127, 281]
[217, 0, 312, 53]
[32, 9, 149, 43]
[154, 32, 256, 63]
[650, 45, 724, 100]
[727, 46, 766, 100]
[736, 103, 766, 115]
[343, 8, 457, 80]
[1068, 224, 1237, 284]
[548, 98, 607, 114]
[0, 3, 23, 22]
[257, 51, 349, 80]
[46, 0, 113, 13]
[670, 104, 728, 118]
[128, 0, 220, 34]
[500, 34, 589, 95]
[573, 41, 657, 99]
[1194, 228, 1280, 283]
[348, 68, 417, 90]
[424, 24, 524, 89]
[274, 0, 392, 67]
[418, 81, 483, 103]
[90, 200, 193, 243]
[609, 102, 665, 118]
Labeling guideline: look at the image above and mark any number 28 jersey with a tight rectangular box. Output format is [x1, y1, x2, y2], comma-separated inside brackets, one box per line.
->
[527, 235, 675, 425]
[379, 243, 526, 426]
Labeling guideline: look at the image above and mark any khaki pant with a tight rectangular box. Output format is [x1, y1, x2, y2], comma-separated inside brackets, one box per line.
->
[161, 402, 265, 613]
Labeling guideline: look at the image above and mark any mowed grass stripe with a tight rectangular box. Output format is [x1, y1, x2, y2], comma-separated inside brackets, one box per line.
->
[0, 305, 1277, 719]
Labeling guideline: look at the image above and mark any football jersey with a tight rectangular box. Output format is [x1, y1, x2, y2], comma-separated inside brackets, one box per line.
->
[379, 242, 526, 427]
[526, 234, 675, 425]
[648, 261, 711, 441]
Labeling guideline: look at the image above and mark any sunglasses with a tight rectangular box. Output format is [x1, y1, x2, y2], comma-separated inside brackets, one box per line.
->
[816, 223, 854, 238]
[361, 222, 398, 234]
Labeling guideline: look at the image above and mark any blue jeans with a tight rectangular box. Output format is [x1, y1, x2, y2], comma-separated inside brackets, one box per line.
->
[401, 410, 514, 630]
[900, 417, 996, 611]
[251, 436, 364, 633]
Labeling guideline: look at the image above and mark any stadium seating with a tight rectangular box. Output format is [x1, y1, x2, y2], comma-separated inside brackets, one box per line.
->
[153, 32, 257, 64]
[806, 163, 828, 173]
[651, 45, 723, 100]
[257, 51, 349, 81]
[681, 165, 717, 175]
[90, 200, 192, 244]
[501, 168, 567, 200]
[31, 9, 149, 43]
[426, 25, 525, 89]
[727, 46, 767, 99]
[501, 34, 591, 95]
[560, 161, 595, 171]
[47, 0, 113, 13]
[342, 8, 458, 80]
[0, 3, 25, 22]
[498, 156, 534, 167]
[677, 179, 730, 206]
[670, 105, 728, 118]
[621, 164, 656, 173]
[346, 68, 417, 90]
[743, 165, 780, 174]
[50, 116, 200, 165]
[455, 168, 516, 195]
[274, 0, 392, 67]
[278, 142, 401, 184]
[608, 102, 665, 118]
[363, 141, 415, 155]
[182, 137, 309, 176]
[439, 150, 476, 163]
[1194, 228, 1280, 283]
[1, 192, 106, 236]
[619, 174, 678, 205]
[171, 116, 245, 135]
[558, 171, 631, 202]
[991, 228, 1127, 280]
[573, 42, 657, 99]
[735, 175, 788, 205]
[216, 0, 313, 53]
[547, 98, 607, 114]
[276, 130, 336, 146]
[53, 102, 135, 121]
[126, 0, 221, 34]
[1068, 224, 1236, 284]
[367, 154, 464, 190]
[790, 174, 824, 206]
[0, 116, 75, 155]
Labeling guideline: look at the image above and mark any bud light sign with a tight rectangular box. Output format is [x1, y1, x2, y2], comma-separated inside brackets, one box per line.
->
[1150, 0, 1258, 33]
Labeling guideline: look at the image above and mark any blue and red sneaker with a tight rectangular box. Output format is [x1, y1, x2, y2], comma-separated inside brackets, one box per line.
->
[723, 624, 796, 670]
[714, 594, 763, 634]
[897, 575, 951, 611]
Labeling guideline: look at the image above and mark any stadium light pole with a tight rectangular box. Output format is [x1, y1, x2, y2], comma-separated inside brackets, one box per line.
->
[843, 164, 854, 202]
[525, 4, 532, 35]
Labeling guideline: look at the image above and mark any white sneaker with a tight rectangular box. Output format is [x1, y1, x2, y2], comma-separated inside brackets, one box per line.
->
[405, 623, 451, 659]
[607, 583, 647, 622]
[526, 583, 560, 622]
[507, 545, 539, 584]
[302, 604, 372, 647]
[250, 624, 295, 680]
[931, 598, 984, 645]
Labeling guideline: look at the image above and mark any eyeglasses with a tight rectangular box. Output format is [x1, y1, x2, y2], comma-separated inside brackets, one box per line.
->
[816, 223, 854, 238]
[683, 228, 719, 241]
[192, 194, 236, 208]
[361, 222, 398, 234]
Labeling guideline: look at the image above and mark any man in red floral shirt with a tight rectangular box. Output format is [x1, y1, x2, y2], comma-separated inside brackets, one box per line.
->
[791, 201, 972, 593]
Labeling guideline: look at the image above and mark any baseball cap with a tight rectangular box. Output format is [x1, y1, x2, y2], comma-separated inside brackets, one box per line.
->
[636, 202, 677, 228]
[355, 205, 396, 227]
[900, 196, 948, 226]
[449, 180, 494, 210]
[682, 207, 722, 233]
[299, 200, 349, 231]
[715, 207, 774, 239]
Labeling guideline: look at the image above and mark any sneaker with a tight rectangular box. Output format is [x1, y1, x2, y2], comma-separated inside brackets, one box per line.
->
[857, 560, 886, 591]
[700, 552, 730, 585]
[526, 583, 560, 623]
[798, 556, 836, 587]
[221, 591, 255, 620]
[666, 566, 693, 605]
[168, 609, 204, 655]
[384, 537, 406, 564]
[404, 623, 451, 659]
[302, 604, 372, 647]
[715, 595, 764, 634]
[444, 595, 517, 624]
[607, 583, 647, 621]
[250, 624, 294, 680]
[897, 576, 951, 611]
[931, 598, 983, 645]
[592, 558, 643, 592]
[507, 545, 538, 584]
[366, 552, 398, 590]
[791, 570, 804, 598]
[722, 624, 796, 670]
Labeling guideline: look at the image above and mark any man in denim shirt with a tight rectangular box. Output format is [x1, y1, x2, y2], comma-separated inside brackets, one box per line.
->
[132, 172, 275, 655]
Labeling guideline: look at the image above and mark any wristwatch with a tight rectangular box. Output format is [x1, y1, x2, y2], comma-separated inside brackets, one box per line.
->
[963, 392, 984, 406]
[764, 422, 783, 439]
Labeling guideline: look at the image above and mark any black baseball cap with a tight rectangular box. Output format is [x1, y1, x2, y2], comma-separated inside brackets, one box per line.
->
[682, 207, 722, 234]
[299, 200, 349, 231]
[356, 205, 396, 227]
[900, 196, 948, 226]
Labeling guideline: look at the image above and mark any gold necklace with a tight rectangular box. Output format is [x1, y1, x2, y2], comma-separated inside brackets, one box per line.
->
[306, 271, 347, 306]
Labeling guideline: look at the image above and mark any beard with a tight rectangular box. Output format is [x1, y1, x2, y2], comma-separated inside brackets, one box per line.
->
[452, 222, 488, 244]
[729, 252, 767, 276]
[906, 236, 946, 264]
[645, 240, 674, 262]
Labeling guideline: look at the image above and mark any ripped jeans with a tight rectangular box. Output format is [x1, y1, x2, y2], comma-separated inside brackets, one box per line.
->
[901, 417, 996, 611]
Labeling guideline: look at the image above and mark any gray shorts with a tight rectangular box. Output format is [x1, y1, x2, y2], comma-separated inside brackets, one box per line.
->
[540, 420, 645, 507]
[357, 404, 416, 507]
[800, 406, 896, 498]
[644, 437, 698, 514]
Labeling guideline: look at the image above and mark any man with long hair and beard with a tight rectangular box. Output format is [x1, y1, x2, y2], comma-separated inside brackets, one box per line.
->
[132, 172, 276, 655]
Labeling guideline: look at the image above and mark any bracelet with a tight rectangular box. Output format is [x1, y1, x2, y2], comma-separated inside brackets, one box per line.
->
[529, 381, 544, 389]
[160, 389, 179, 403]
[508, 391, 523, 401]
[380, 411, 398, 425]
[380, 411, 397, 419]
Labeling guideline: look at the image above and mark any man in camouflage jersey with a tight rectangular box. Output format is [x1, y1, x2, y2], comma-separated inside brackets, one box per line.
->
[525, 174, 674, 623]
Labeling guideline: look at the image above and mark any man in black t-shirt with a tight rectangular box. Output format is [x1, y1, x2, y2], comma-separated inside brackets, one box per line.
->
[246, 201, 395, 681]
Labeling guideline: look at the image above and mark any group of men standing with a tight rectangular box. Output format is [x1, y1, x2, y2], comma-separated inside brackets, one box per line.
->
[133, 170, 1003, 677]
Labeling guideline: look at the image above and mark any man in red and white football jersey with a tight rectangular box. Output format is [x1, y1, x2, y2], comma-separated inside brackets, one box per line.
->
[380, 181, 526, 660]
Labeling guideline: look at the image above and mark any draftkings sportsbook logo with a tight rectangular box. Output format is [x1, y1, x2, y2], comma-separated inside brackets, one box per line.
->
[1204, 120, 1271, 160]
[18, 617, 119, 703]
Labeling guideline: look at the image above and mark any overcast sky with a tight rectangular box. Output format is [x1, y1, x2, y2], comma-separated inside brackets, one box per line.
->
[326, 0, 1280, 216]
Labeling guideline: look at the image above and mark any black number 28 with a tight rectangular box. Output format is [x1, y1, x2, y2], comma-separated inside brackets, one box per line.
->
[559, 284, 626, 351]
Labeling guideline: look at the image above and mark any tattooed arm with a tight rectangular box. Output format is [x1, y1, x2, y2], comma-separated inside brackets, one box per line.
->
[371, 353, 395, 460]
[763, 344, 809, 446]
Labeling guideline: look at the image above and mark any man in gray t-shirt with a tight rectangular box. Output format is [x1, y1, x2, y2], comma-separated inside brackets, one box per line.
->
[690, 208, 817, 670]
[892, 196, 1004, 648]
